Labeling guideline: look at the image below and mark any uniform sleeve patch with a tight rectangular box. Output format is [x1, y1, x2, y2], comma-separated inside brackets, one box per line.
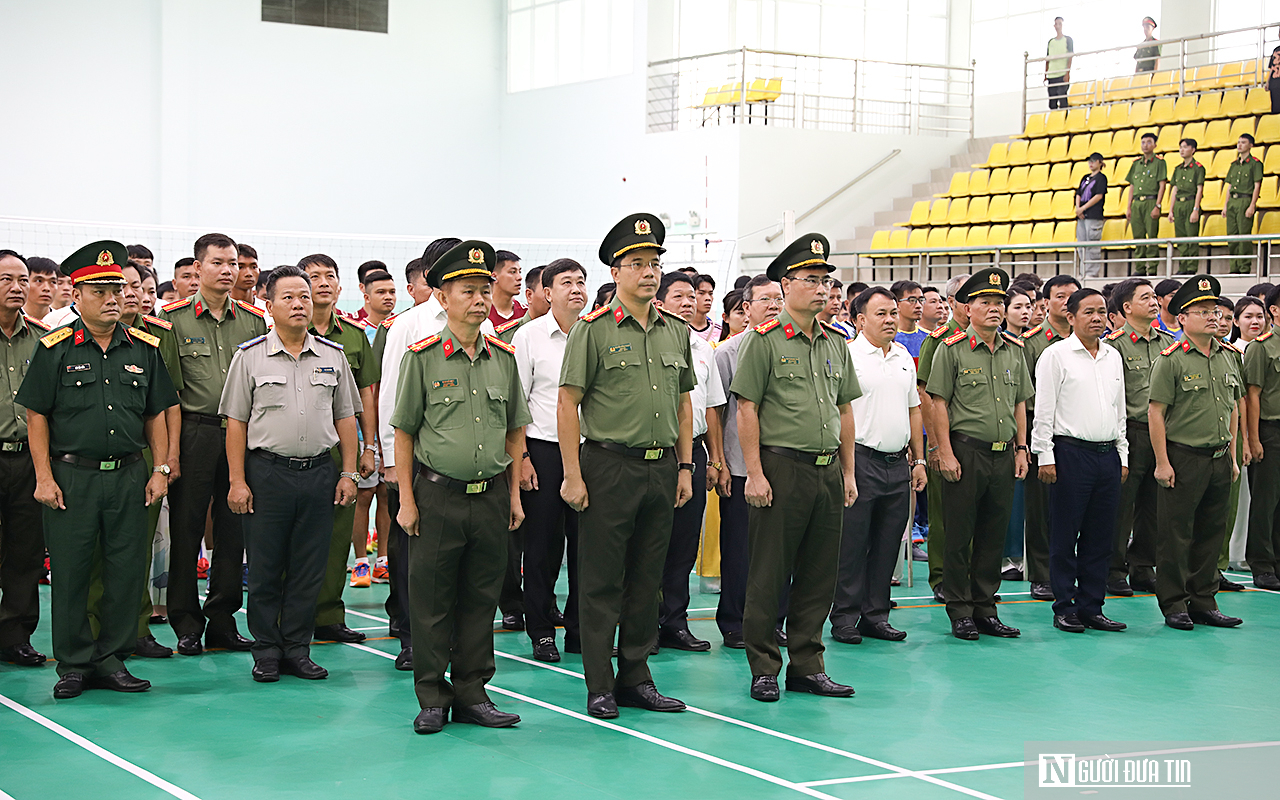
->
[238, 334, 267, 350]
[821, 320, 850, 340]
[753, 318, 780, 335]
[39, 327, 72, 348]
[1258, 330, 1274, 341]
[381, 313, 398, 329]
[340, 312, 368, 329]
[943, 330, 968, 346]
[485, 334, 515, 355]
[408, 334, 440, 352]
[141, 314, 173, 330]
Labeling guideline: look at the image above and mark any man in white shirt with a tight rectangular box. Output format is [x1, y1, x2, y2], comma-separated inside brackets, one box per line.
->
[511, 259, 588, 663]
[1032, 288, 1129, 634]
[830, 288, 926, 645]
[654, 272, 727, 651]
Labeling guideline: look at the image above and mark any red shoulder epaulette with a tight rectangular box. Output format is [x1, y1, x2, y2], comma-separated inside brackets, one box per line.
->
[142, 313, 173, 330]
[339, 312, 368, 329]
[657, 307, 685, 323]
[485, 334, 515, 354]
[754, 318, 780, 335]
[1160, 340, 1181, 356]
[1105, 329, 1126, 341]
[583, 306, 611, 322]
[1220, 338, 1243, 354]
[929, 323, 951, 339]
[494, 317, 523, 334]
[1020, 323, 1043, 340]
[161, 297, 192, 312]
[380, 313, 398, 329]
[1001, 330, 1024, 347]
[23, 314, 50, 331]
[943, 330, 968, 346]
[408, 334, 440, 353]
[1258, 330, 1274, 342]
[235, 299, 266, 318]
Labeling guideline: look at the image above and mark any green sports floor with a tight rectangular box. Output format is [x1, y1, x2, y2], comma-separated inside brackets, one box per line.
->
[2, 567, 1277, 800]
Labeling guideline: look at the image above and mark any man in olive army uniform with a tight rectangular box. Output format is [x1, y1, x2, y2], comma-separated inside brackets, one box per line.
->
[1167, 138, 1205, 274]
[1225, 134, 1264, 274]
[1125, 132, 1167, 276]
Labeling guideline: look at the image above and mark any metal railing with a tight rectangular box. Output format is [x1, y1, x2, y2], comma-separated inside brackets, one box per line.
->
[1020, 22, 1280, 127]
[763, 149, 901, 244]
[647, 48, 974, 137]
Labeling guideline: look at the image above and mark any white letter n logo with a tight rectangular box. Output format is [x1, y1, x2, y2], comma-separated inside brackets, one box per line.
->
[1039, 754, 1076, 787]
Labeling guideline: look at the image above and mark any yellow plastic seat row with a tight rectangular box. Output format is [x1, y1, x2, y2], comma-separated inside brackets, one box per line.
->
[1067, 62, 1263, 110]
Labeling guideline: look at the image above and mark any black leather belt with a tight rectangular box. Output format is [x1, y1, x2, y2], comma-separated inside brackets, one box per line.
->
[1134, 194, 1157, 200]
[693, 434, 706, 448]
[585, 440, 672, 461]
[1168, 441, 1231, 459]
[762, 445, 838, 466]
[57, 452, 143, 471]
[1127, 419, 1148, 431]
[0, 440, 27, 454]
[250, 450, 329, 471]
[183, 411, 227, 429]
[855, 443, 907, 463]
[417, 463, 499, 495]
[1054, 435, 1116, 453]
[951, 432, 1013, 453]
[1230, 192, 1253, 199]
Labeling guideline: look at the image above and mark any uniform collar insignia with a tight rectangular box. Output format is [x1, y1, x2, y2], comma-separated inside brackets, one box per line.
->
[1182, 341, 1190, 352]
[1131, 331, 1139, 342]
[783, 322, 796, 339]
[74, 328, 85, 345]
[970, 335, 979, 350]
[194, 300, 203, 317]
[442, 337, 455, 357]
[614, 306, 625, 324]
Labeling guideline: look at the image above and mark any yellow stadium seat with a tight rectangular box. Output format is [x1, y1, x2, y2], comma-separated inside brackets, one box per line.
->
[1009, 193, 1033, 221]
[1007, 166, 1030, 194]
[966, 226, 990, 249]
[904, 200, 930, 227]
[1256, 115, 1280, 144]
[1157, 216, 1174, 239]
[987, 224, 1011, 247]
[1103, 76, 1131, 103]
[1198, 92, 1223, 120]
[1065, 108, 1089, 133]
[1088, 105, 1112, 132]
[870, 230, 891, 250]
[1030, 191, 1054, 220]
[1101, 219, 1131, 247]
[1019, 113, 1047, 139]
[1207, 149, 1235, 180]
[1148, 70, 1177, 96]
[1048, 162, 1073, 191]
[1030, 222, 1057, 249]
[1051, 190, 1075, 220]
[1111, 156, 1136, 186]
[1200, 213, 1226, 237]
[1221, 90, 1248, 119]
[888, 229, 909, 249]
[1121, 101, 1144, 129]
[988, 168, 1010, 195]
[1009, 223, 1034, 246]
[1190, 65, 1218, 92]
[1052, 220, 1076, 245]
[1173, 96, 1198, 123]
[1103, 185, 1129, 217]
[928, 199, 950, 225]
[946, 226, 969, 251]
[1044, 110, 1068, 137]
[1007, 139, 1030, 166]
[907, 229, 928, 250]
[1067, 81, 1096, 107]
[1258, 211, 1280, 235]
[942, 171, 971, 198]
[1027, 137, 1050, 164]
[1203, 119, 1233, 150]
[1229, 116, 1257, 142]
[1200, 181, 1225, 212]
[1257, 177, 1280, 208]
[967, 195, 991, 223]
[988, 194, 1012, 223]
[926, 227, 948, 250]
[1264, 147, 1280, 177]
[969, 169, 990, 195]
[1046, 136, 1069, 163]
[1090, 131, 1115, 157]
[1128, 73, 1152, 100]
[947, 197, 970, 225]
[1219, 61, 1249, 89]
[698, 85, 724, 108]
[976, 142, 1008, 168]
[1066, 134, 1091, 162]
[1247, 88, 1271, 115]
[1027, 163, 1051, 192]
[1149, 97, 1176, 125]
[1113, 129, 1141, 156]
[1180, 122, 1206, 150]
[1155, 124, 1182, 153]
[1069, 160, 1090, 186]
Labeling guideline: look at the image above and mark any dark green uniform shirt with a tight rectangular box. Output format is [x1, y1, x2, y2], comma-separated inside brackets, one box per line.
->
[729, 310, 861, 453]
[310, 311, 379, 391]
[17, 319, 179, 459]
[0, 315, 47, 442]
[124, 313, 183, 394]
[1125, 154, 1168, 197]
[926, 326, 1032, 443]
[1148, 337, 1242, 448]
[916, 318, 963, 387]
[1019, 321, 1070, 407]
[1226, 154, 1264, 196]
[560, 298, 695, 449]
[494, 313, 531, 345]
[1103, 321, 1176, 422]
[371, 312, 395, 370]
[158, 292, 268, 415]
[390, 329, 531, 481]
[1243, 329, 1280, 420]
[1170, 161, 1206, 203]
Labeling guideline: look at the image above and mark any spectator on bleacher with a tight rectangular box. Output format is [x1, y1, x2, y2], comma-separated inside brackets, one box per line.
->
[1126, 133, 1167, 276]
[1045, 17, 1074, 110]
[920, 285, 947, 333]
[1134, 17, 1160, 73]
[1266, 46, 1280, 115]
[1226, 134, 1264, 274]
[1168, 139, 1206, 274]
[1075, 152, 1108, 277]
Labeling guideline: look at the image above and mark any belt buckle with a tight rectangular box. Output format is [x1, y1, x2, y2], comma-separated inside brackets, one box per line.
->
[2, 442, 19, 452]
[99, 460, 117, 471]
[991, 441, 1008, 452]
[815, 454, 834, 466]
[644, 448, 663, 460]
[466, 481, 487, 494]
[1212, 446, 1229, 459]
[884, 452, 901, 464]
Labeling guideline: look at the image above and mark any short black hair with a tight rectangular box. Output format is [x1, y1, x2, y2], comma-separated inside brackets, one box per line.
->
[742, 274, 775, 302]
[405, 257, 425, 284]
[298, 253, 339, 278]
[0, 249, 26, 266]
[1179, 138, 1198, 149]
[593, 282, 616, 310]
[853, 286, 894, 316]
[1010, 271, 1043, 289]
[495, 250, 521, 265]
[1066, 287, 1104, 315]
[1088, 152, 1105, 163]
[255, 269, 272, 290]
[236, 243, 258, 261]
[175, 256, 196, 270]
[1112, 277, 1151, 310]
[695, 274, 715, 291]
[1043, 274, 1082, 296]
[26, 256, 57, 276]
[921, 285, 941, 298]
[1155, 278, 1181, 298]
[157, 280, 175, 296]
[1241, 133, 1256, 145]
[657, 271, 696, 302]
[1246, 282, 1274, 299]
[422, 238, 462, 275]
[362, 269, 394, 286]
[829, 277, 843, 291]
[194, 232, 237, 261]
[1005, 284, 1034, 306]
[1215, 295, 1234, 311]
[525, 266, 545, 290]
[126, 244, 153, 261]
[890, 279, 923, 300]
[263, 264, 311, 300]
[845, 281, 869, 299]
[1265, 283, 1280, 312]
[357, 260, 387, 284]
[733, 275, 751, 290]
[1140, 131, 1157, 143]
[541, 258, 587, 289]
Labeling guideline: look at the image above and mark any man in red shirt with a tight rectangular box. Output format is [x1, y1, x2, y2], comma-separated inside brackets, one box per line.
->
[488, 250, 525, 327]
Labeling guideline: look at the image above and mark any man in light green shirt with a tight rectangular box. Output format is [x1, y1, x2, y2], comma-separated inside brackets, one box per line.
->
[1045, 17, 1074, 110]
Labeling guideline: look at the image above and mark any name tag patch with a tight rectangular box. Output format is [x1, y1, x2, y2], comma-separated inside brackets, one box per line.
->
[608, 344, 632, 355]
[780, 356, 800, 365]
[182, 337, 206, 345]
[961, 368, 983, 375]
[315, 366, 336, 374]
[66, 364, 90, 373]
[1183, 373, 1202, 381]
[432, 379, 459, 389]
[124, 364, 144, 374]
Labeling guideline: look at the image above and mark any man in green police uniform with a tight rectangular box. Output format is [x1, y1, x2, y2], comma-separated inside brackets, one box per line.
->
[1167, 138, 1205, 274]
[1125, 132, 1168, 276]
[299, 254, 379, 645]
[1243, 290, 1280, 591]
[1225, 134, 1263, 274]
[1149, 274, 1244, 630]
[926, 268, 1031, 640]
[732, 233, 860, 702]
[559, 213, 695, 720]
[393, 241, 531, 735]
[19, 241, 178, 699]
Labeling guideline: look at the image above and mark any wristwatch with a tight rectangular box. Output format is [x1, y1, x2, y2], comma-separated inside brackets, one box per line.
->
[678, 462, 695, 472]
[1015, 445, 1029, 452]
[153, 464, 171, 476]
[911, 459, 926, 468]
[522, 451, 530, 459]
[340, 471, 361, 482]
[363, 444, 377, 452]
[709, 461, 724, 471]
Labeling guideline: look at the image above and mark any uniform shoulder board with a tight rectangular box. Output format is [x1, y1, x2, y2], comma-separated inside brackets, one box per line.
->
[1220, 339, 1243, 354]
[1160, 340, 1182, 356]
[23, 314, 50, 332]
[380, 313, 399, 329]
[583, 306, 612, 322]
[1001, 330, 1025, 347]
[238, 334, 267, 350]
[315, 336, 344, 350]
[1020, 323, 1043, 340]
[494, 317, 523, 334]
[128, 327, 161, 348]
[235, 300, 266, 318]
[1257, 330, 1274, 342]
[408, 334, 440, 353]
[485, 334, 516, 355]
[141, 313, 173, 330]
[39, 327, 72, 349]
[657, 306, 686, 323]
[754, 318, 781, 335]
[929, 323, 951, 339]
[943, 330, 968, 346]
[1153, 326, 1175, 338]
[161, 297, 192, 313]
[1104, 329, 1126, 341]
[821, 320, 850, 339]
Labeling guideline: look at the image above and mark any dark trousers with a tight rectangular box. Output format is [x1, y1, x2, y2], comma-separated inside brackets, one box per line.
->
[314, 446, 356, 628]
[243, 455, 337, 661]
[830, 449, 910, 628]
[45, 459, 149, 677]
[1155, 446, 1232, 616]
[745, 450, 842, 678]
[498, 521, 524, 620]
[716, 476, 788, 636]
[87, 476, 163, 640]
[0, 453, 44, 648]
[408, 473, 510, 709]
[1046, 441, 1121, 617]
[659, 442, 707, 633]
[167, 421, 244, 639]
[1246, 422, 1280, 576]
[522, 438, 579, 644]
[926, 463, 947, 589]
[941, 440, 1015, 621]
[382, 479, 412, 647]
[1022, 413, 1050, 582]
[577, 445, 676, 694]
[1047, 75, 1069, 109]
[1111, 423, 1158, 584]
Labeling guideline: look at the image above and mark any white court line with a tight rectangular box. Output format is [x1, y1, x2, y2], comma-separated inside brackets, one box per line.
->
[0, 692, 203, 800]
[1222, 571, 1280, 595]
[341, 641, 845, 800]
[0, 788, 15, 800]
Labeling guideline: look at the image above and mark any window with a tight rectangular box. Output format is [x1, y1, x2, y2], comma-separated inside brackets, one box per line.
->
[507, 0, 635, 93]
[262, 0, 389, 33]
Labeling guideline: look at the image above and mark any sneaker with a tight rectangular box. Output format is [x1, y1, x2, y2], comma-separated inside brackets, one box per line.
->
[371, 563, 390, 584]
[196, 557, 209, 580]
[350, 562, 372, 588]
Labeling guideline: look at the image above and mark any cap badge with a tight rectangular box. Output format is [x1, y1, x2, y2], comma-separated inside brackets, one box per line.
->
[97, 250, 115, 267]
[989, 273, 1001, 285]
[468, 248, 484, 264]
[810, 239, 824, 255]
[635, 219, 652, 236]
[1198, 278, 1211, 291]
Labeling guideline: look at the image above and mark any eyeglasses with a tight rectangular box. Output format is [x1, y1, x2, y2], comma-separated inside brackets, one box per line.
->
[749, 297, 783, 307]
[899, 296, 924, 304]
[620, 261, 662, 273]
[1183, 308, 1225, 319]
[790, 276, 836, 288]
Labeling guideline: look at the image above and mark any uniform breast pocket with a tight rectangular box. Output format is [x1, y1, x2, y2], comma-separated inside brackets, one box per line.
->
[427, 387, 464, 430]
[254, 374, 288, 410]
[179, 340, 214, 381]
[310, 370, 338, 410]
[118, 368, 150, 413]
[1179, 376, 1208, 393]
[956, 371, 990, 404]
[1126, 356, 1149, 372]
[485, 385, 508, 429]
[660, 352, 687, 393]
[603, 352, 639, 394]
[59, 369, 97, 409]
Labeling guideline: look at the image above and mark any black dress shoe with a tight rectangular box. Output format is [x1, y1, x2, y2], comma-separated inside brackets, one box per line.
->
[0, 642, 47, 666]
[975, 616, 1020, 637]
[774, 628, 788, 647]
[501, 613, 525, 631]
[1053, 614, 1085, 633]
[785, 673, 854, 697]
[563, 634, 581, 654]
[1106, 578, 1135, 597]
[89, 668, 151, 693]
[176, 633, 203, 656]
[1129, 573, 1157, 593]
[857, 619, 907, 641]
[831, 625, 862, 644]
[280, 656, 328, 679]
[1164, 612, 1194, 630]
[394, 647, 413, 671]
[587, 692, 618, 719]
[951, 617, 979, 640]
[205, 631, 253, 651]
[1080, 613, 1127, 631]
[615, 681, 686, 712]
[532, 637, 561, 663]
[148, 614, 167, 625]
[313, 623, 366, 643]
[413, 707, 448, 734]
[649, 642, 660, 655]
[932, 585, 946, 603]
[722, 631, 745, 649]
[133, 635, 172, 659]
[1218, 576, 1246, 592]
[453, 701, 520, 727]
[1190, 609, 1243, 627]
[1029, 582, 1054, 601]
[252, 658, 280, 683]
[550, 607, 565, 626]
[1254, 572, 1280, 591]
[53, 672, 86, 699]
[1000, 566, 1024, 582]
[658, 628, 711, 651]
[750, 675, 780, 702]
